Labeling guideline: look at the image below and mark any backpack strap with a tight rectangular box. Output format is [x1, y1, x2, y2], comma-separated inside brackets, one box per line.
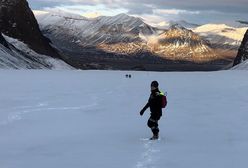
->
[159, 91, 164, 96]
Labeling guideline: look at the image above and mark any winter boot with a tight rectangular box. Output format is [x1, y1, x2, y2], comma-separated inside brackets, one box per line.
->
[149, 133, 159, 140]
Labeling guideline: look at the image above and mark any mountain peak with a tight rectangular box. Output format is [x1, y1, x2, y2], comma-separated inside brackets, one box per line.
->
[169, 23, 187, 30]
[34, 10, 89, 21]
[236, 20, 248, 25]
[94, 13, 141, 23]
[113, 13, 142, 22]
[169, 20, 200, 29]
[115, 13, 130, 18]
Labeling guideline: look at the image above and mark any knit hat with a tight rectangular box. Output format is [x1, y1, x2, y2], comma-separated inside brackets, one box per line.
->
[151, 80, 159, 88]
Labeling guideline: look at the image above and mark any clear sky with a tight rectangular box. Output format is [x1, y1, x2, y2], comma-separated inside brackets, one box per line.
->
[27, 0, 248, 26]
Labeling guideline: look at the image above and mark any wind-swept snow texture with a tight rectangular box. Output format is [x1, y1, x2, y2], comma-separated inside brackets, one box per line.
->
[0, 34, 72, 69]
[0, 70, 248, 168]
[232, 59, 248, 70]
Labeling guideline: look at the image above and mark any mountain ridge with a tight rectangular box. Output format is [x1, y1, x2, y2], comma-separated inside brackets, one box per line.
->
[35, 11, 232, 65]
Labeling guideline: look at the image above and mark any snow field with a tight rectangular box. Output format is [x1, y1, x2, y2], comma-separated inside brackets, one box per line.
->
[0, 70, 248, 168]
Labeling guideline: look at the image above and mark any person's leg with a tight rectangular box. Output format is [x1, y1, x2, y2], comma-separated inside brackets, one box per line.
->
[147, 117, 159, 139]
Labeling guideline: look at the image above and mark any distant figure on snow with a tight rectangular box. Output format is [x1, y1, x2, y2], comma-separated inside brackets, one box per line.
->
[139, 81, 167, 140]
[125, 74, 132, 78]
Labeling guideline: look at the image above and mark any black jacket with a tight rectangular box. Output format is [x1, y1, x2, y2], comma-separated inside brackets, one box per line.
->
[140, 89, 163, 119]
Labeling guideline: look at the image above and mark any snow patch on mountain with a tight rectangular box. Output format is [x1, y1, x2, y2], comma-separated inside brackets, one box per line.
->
[150, 25, 218, 62]
[34, 11, 159, 46]
[155, 20, 200, 29]
[232, 59, 248, 70]
[0, 34, 73, 70]
[32, 10, 49, 16]
[193, 24, 248, 46]
[33, 10, 236, 66]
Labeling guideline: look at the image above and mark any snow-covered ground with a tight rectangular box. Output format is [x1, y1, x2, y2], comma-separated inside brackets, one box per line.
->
[0, 70, 248, 168]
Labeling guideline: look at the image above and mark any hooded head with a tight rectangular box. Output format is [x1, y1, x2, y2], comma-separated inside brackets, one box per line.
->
[151, 80, 159, 91]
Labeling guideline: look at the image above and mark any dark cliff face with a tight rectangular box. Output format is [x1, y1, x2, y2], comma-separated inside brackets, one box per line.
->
[233, 29, 248, 66]
[0, 31, 70, 69]
[0, 0, 60, 58]
[0, 32, 9, 48]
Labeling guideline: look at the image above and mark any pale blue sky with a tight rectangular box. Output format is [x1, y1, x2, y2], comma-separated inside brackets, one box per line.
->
[28, 0, 248, 26]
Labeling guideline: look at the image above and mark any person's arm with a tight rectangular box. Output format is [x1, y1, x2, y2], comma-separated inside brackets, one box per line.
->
[140, 102, 149, 116]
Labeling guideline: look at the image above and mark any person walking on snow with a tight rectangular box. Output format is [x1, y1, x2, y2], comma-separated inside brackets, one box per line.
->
[139, 81, 167, 140]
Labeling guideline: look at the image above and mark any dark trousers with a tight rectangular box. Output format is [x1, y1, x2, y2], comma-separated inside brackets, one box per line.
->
[147, 115, 161, 135]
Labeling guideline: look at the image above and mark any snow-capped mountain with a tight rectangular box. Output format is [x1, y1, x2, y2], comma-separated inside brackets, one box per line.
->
[0, 0, 60, 58]
[35, 11, 231, 70]
[193, 24, 248, 50]
[102, 24, 219, 63]
[0, 0, 72, 69]
[35, 11, 176, 70]
[149, 24, 218, 63]
[156, 20, 200, 29]
[35, 11, 159, 47]
[233, 29, 248, 66]
[0, 33, 72, 69]
[169, 20, 200, 29]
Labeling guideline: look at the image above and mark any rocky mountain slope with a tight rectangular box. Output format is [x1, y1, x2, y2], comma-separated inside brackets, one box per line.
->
[193, 24, 247, 48]
[148, 25, 218, 63]
[0, 0, 60, 58]
[32, 9, 248, 70]
[34, 11, 230, 70]
[232, 59, 248, 70]
[0, 33, 71, 69]
[99, 24, 219, 63]
[193, 24, 248, 61]
[35, 11, 159, 47]
[155, 20, 200, 29]
[233, 29, 248, 66]
[0, 0, 73, 69]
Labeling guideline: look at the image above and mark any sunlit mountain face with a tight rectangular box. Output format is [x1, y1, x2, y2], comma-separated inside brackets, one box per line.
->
[32, 9, 247, 70]
[0, 0, 247, 71]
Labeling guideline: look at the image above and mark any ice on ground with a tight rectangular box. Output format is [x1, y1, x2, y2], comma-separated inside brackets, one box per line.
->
[0, 70, 248, 168]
